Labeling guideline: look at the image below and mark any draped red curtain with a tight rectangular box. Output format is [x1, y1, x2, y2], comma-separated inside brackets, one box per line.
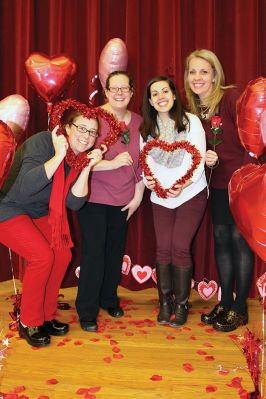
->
[0, 0, 265, 296]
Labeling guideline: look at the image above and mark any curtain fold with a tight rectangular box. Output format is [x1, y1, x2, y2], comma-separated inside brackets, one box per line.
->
[0, 0, 265, 297]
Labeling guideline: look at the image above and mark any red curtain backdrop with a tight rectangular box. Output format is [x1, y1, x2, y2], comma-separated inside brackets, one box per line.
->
[0, 0, 265, 297]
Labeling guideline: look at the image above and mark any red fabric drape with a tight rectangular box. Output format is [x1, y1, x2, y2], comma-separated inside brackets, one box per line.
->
[0, 0, 266, 297]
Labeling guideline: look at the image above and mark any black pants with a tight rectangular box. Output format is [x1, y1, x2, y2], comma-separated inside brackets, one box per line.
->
[76, 202, 128, 320]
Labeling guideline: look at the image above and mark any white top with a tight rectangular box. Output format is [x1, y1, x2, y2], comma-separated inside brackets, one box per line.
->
[140, 113, 207, 209]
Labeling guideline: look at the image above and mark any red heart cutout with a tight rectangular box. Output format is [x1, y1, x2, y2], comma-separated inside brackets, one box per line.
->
[229, 163, 266, 261]
[140, 139, 201, 198]
[0, 121, 16, 189]
[25, 52, 77, 103]
[198, 280, 218, 300]
[131, 265, 152, 284]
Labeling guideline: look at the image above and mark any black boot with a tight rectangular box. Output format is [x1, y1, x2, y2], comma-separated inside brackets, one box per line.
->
[156, 263, 173, 325]
[169, 265, 192, 328]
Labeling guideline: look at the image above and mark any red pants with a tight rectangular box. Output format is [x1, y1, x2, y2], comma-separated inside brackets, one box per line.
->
[0, 215, 72, 326]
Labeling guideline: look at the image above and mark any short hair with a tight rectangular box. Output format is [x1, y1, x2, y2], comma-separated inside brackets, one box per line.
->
[105, 70, 133, 90]
[184, 49, 234, 119]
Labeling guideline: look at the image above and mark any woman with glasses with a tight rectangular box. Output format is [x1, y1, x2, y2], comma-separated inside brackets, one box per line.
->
[0, 102, 103, 346]
[76, 71, 144, 332]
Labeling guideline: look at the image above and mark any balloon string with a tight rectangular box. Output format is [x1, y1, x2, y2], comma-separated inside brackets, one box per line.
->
[8, 248, 17, 296]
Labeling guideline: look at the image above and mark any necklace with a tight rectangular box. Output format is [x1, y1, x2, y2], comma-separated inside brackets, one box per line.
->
[199, 105, 210, 120]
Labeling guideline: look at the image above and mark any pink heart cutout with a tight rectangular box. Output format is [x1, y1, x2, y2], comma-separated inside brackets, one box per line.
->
[131, 265, 152, 284]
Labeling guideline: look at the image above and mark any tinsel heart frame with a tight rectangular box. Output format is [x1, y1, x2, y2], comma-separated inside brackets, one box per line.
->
[139, 139, 202, 198]
[49, 98, 122, 170]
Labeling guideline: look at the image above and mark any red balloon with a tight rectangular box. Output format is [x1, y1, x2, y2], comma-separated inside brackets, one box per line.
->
[25, 52, 77, 103]
[237, 77, 266, 159]
[229, 163, 266, 261]
[0, 120, 16, 189]
[0, 94, 30, 144]
[260, 109, 266, 147]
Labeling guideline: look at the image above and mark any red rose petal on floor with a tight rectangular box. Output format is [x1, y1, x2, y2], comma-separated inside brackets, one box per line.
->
[63, 337, 71, 342]
[150, 375, 162, 381]
[110, 340, 118, 345]
[196, 350, 207, 355]
[226, 377, 242, 388]
[113, 354, 124, 359]
[206, 385, 217, 393]
[57, 342, 65, 347]
[228, 334, 238, 341]
[46, 379, 58, 385]
[90, 338, 100, 342]
[183, 363, 194, 372]
[139, 330, 148, 334]
[14, 387, 26, 393]
[166, 335, 176, 340]
[76, 388, 88, 395]
[87, 387, 101, 393]
[203, 342, 213, 348]
[125, 332, 134, 336]
[205, 356, 215, 361]
[190, 335, 196, 340]
[84, 395, 96, 399]
[218, 369, 229, 376]
[198, 322, 205, 327]
[104, 334, 112, 339]
[103, 357, 112, 363]
[182, 326, 191, 331]
[74, 340, 83, 345]
[112, 346, 120, 353]
[205, 327, 217, 333]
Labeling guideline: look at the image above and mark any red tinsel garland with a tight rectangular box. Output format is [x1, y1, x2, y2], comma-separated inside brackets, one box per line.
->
[49, 99, 122, 170]
[139, 139, 202, 198]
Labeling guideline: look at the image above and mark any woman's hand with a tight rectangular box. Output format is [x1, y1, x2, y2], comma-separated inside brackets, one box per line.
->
[205, 150, 218, 167]
[51, 125, 69, 160]
[167, 184, 183, 198]
[87, 149, 103, 168]
[146, 175, 156, 191]
[112, 152, 133, 169]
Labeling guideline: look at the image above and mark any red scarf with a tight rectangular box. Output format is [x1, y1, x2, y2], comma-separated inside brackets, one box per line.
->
[48, 148, 90, 249]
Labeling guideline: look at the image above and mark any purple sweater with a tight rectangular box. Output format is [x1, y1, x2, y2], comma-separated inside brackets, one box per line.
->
[202, 88, 255, 189]
[88, 111, 143, 206]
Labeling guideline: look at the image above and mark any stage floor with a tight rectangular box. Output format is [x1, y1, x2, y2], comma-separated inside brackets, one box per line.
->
[0, 280, 264, 398]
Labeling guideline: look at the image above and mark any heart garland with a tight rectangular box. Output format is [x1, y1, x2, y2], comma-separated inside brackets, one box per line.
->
[139, 139, 202, 198]
[49, 98, 122, 170]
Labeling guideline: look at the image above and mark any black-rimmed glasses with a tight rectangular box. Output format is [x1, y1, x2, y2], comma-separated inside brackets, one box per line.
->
[72, 123, 98, 138]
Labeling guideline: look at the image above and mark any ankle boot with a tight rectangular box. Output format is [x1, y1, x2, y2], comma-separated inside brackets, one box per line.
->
[169, 265, 192, 328]
[156, 263, 173, 324]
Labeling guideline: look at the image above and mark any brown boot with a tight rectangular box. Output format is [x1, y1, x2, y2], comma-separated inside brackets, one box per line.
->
[169, 265, 192, 328]
[156, 263, 173, 324]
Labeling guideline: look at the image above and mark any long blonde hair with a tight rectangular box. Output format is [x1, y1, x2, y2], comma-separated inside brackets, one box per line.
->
[184, 49, 235, 119]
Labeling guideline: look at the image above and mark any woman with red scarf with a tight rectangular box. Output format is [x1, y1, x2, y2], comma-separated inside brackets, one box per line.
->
[0, 101, 103, 347]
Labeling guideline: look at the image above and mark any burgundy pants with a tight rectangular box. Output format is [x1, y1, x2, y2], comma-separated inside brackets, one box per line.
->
[0, 215, 71, 326]
[152, 189, 207, 267]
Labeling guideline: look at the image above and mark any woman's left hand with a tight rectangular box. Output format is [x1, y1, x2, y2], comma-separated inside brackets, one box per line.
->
[86, 149, 103, 168]
[167, 184, 183, 198]
[121, 198, 141, 221]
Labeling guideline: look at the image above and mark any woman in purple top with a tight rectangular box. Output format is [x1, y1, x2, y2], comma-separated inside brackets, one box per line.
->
[76, 71, 144, 332]
[184, 49, 254, 332]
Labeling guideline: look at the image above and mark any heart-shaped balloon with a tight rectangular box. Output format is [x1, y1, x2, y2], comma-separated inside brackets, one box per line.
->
[0, 94, 30, 144]
[98, 38, 128, 89]
[140, 139, 201, 198]
[237, 77, 266, 159]
[229, 163, 266, 261]
[25, 52, 77, 103]
[0, 120, 16, 189]
[260, 109, 266, 147]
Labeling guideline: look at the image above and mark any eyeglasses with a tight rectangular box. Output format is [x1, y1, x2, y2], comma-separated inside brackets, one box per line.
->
[107, 86, 131, 93]
[71, 123, 98, 138]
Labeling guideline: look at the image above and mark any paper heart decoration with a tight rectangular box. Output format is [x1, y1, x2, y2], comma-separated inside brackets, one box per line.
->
[256, 272, 266, 298]
[237, 77, 266, 158]
[151, 268, 157, 284]
[0, 95, 30, 144]
[75, 266, 80, 279]
[0, 120, 16, 189]
[25, 52, 77, 103]
[121, 254, 131, 275]
[131, 265, 152, 284]
[98, 38, 128, 89]
[229, 163, 266, 261]
[198, 280, 218, 300]
[140, 139, 201, 198]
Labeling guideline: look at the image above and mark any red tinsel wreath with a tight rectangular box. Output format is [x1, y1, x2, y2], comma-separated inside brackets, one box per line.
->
[139, 139, 202, 198]
[49, 98, 122, 170]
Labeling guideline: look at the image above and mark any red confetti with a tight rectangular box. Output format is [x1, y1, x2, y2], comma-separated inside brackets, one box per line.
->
[229, 334, 238, 341]
[166, 335, 176, 340]
[205, 356, 215, 361]
[110, 340, 118, 345]
[104, 334, 112, 339]
[183, 363, 194, 372]
[76, 388, 88, 395]
[90, 338, 100, 342]
[205, 327, 217, 333]
[57, 342, 65, 347]
[84, 395, 96, 399]
[226, 377, 243, 388]
[205, 385, 217, 393]
[5, 395, 19, 399]
[203, 342, 213, 348]
[112, 346, 121, 353]
[182, 326, 191, 331]
[14, 387, 26, 393]
[125, 332, 134, 336]
[113, 354, 124, 359]
[190, 335, 197, 340]
[37, 396, 49, 399]
[62, 337, 71, 342]
[46, 379, 59, 385]
[31, 346, 41, 350]
[196, 350, 207, 355]
[74, 340, 83, 345]
[103, 357, 112, 363]
[150, 375, 163, 381]
[87, 387, 101, 393]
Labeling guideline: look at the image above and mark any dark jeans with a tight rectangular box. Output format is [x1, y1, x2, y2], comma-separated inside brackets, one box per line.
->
[152, 189, 207, 267]
[76, 202, 128, 320]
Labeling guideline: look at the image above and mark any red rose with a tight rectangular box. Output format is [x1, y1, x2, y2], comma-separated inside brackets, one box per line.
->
[211, 116, 222, 128]
[119, 121, 127, 131]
